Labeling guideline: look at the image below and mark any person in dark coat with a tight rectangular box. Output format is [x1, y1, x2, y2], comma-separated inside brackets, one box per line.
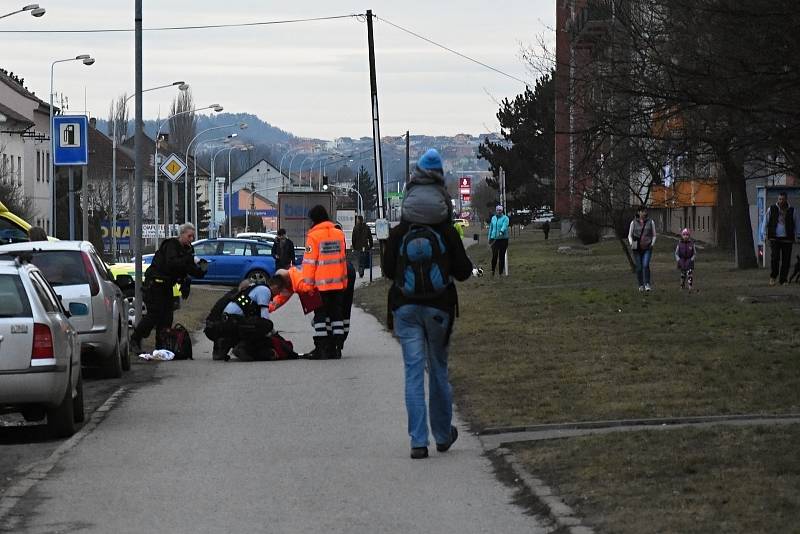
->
[270, 228, 296, 270]
[542, 220, 551, 240]
[130, 223, 206, 353]
[351, 215, 373, 278]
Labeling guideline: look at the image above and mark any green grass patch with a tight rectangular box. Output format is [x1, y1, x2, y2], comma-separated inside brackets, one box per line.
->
[357, 230, 800, 429]
[511, 424, 800, 534]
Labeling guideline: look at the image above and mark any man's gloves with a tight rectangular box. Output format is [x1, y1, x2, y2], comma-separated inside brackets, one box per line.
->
[180, 279, 191, 300]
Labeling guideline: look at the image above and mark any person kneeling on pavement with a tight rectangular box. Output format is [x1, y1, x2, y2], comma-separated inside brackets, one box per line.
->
[204, 276, 298, 361]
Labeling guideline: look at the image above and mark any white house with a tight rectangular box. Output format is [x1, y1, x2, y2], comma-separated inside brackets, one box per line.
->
[230, 159, 287, 204]
[0, 70, 53, 231]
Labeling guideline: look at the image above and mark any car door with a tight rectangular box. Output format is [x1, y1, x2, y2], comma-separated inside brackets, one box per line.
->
[192, 240, 222, 282]
[0, 273, 34, 371]
[215, 240, 252, 284]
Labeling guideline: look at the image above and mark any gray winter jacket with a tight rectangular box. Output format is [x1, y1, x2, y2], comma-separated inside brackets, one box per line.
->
[400, 167, 453, 225]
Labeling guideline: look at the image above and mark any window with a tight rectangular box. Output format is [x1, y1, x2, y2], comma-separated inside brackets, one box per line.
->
[46, 153, 50, 182]
[0, 274, 32, 317]
[0, 218, 29, 244]
[193, 241, 219, 255]
[89, 250, 112, 281]
[0, 251, 89, 287]
[36, 150, 40, 181]
[255, 243, 273, 256]
[29, 272, 58, 313]
[220, 241, 249, 256]
[8, 154, 12, 182]
[17, 156, 21, 185]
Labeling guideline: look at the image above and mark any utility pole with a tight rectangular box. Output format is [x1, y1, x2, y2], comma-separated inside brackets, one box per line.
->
[405, 130, 410, 182]
[366, 9, 385, 220]
[133, 0, 144, 323]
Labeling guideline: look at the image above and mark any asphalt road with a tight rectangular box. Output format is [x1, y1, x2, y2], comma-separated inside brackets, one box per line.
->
[0, 281, 547, 533]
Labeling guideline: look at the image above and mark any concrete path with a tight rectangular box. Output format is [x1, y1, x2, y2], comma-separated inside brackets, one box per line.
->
[10, 286, 547, 533]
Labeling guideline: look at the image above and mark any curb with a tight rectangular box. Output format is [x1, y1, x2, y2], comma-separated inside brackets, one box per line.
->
[492, 446, 594, 534]
[0, 386, 128, 532]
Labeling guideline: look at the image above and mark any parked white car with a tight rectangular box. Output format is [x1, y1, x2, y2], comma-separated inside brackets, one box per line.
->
[0, 241, 132, 378]
[0, 257, 83, 437]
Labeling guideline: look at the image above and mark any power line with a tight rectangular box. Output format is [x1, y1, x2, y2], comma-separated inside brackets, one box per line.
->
[0, 14, 359, 33]
[374, 15, 529, 86]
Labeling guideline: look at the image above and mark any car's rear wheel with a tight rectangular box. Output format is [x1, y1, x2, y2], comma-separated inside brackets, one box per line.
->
[47, 369, 77, 438]
[247, 269, 269, 285]
[103, 339, 123, 379]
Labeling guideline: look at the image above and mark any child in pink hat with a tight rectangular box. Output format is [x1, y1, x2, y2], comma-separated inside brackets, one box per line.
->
[675, 228, 697, 290]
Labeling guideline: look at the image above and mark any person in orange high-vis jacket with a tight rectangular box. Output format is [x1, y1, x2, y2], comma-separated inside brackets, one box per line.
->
[268, 267, 303, 313]
[298, 205, 348, 359]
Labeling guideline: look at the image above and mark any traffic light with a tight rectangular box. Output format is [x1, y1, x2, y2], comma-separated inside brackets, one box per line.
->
[322, 175, 329, 190]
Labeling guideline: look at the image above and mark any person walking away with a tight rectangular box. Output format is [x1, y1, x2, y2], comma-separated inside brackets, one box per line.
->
[130, 223, 206, 354]
[675, 228, 697, 291]
[351, 215, 373, 278]
[628, 206, 657, 292]
[297, 205, 348, 360]
[488, 205, 510, 276]
[764, 192, 800, 285]
[271, 228, 296, 270]
[383, 216, 473, 459]
[542, 220, 551, 240]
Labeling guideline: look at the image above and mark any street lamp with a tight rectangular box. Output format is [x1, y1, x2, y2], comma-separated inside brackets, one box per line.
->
[154, 103, 222, 245]
[50, 54, 95, 236]
[0, 4, 46, 20]
[192, 133, 238, 231]
[324, 182, 364, 215]
[278, 147, 304, 190]
[209, 143, 237, 237]
[227, 144, 252, 236]
[111, 81, 187, 261]
[185, 122, 247, 224]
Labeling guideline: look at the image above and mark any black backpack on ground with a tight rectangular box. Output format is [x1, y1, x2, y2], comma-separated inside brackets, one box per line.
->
[395, 224, 452, 299]
[160, 323, 193, 360]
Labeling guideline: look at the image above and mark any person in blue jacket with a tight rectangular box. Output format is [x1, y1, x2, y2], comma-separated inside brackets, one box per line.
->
[488, 205, 510, 276]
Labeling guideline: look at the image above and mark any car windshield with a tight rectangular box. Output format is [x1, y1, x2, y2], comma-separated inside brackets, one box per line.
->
[0, 274, 31, 317]
[0, 217, 29, 245]
[0, 251, 89, 287]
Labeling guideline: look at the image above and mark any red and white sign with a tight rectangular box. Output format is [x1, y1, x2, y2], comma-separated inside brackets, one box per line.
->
[459, 176, 471, 188]
[461, 193, 471, 202]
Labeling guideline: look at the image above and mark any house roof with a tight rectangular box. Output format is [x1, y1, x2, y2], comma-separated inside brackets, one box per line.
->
[0, 69, 53, 111]
[236, 158, 287, 181]
[0, 102, 34, 129]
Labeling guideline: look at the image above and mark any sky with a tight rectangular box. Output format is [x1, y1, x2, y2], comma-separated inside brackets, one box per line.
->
[1, 1, 555, 140]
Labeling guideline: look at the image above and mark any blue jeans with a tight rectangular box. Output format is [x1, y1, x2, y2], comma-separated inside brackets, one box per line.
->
[393, 304, 453, 448]
[634, 248, 652, 286]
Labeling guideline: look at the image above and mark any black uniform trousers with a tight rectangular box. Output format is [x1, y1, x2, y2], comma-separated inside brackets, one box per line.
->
[770, 240, 794, 283]
[312, 290, 345, 356]
[132, 280, 174, 348]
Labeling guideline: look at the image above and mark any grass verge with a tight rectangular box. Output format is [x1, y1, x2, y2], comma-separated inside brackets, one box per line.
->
[511, 424, 800, 534]
[358, 229, 800, 429]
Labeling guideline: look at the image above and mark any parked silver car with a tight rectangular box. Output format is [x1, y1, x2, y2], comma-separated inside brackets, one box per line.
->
[0, 258, 83, 437]
[0, 241, 132, 378]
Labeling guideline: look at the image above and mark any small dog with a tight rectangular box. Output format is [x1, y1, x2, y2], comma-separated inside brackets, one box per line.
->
[789, 255, 800, 283]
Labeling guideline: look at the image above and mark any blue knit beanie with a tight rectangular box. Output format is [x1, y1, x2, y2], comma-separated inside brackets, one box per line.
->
[417, 148, 443, 171]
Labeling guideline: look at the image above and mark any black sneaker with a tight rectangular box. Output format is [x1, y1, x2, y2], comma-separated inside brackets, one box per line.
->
[436, 426, 459, 452]
[410, 447, 429, 459]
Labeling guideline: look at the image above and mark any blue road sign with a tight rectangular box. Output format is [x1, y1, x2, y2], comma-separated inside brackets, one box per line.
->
[53, 115, 89, 166]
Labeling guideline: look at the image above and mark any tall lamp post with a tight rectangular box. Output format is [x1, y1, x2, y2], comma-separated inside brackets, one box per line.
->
[185, 122, 247, 224]
[227, 144, 252, 236]
[111, 81, 187, 261]
[50, 54, 94, 236]
[192, 133, 238, 233]
[278, 147, 303, 190]
[154, 103, 222, 246]
[209, 143, 237, 237]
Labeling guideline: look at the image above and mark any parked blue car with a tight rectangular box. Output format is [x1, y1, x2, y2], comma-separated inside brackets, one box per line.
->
[143, 238, 303, 286]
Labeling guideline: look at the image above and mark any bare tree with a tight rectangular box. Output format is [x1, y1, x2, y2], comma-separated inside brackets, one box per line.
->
[107, 93, 129, 144]
[168, 88, 196, 153]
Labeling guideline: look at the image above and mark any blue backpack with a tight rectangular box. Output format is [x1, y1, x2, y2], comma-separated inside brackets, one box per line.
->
[396, 224, 452, 299]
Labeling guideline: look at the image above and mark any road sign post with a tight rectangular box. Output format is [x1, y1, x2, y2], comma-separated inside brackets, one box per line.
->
[53, 115, 89, 239]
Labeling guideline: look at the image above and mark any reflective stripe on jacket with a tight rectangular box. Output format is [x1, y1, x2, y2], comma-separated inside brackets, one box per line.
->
[299, 221, 348, 293]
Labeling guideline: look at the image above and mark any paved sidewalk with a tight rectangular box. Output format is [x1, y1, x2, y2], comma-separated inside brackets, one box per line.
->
[12, 286, 546, 533]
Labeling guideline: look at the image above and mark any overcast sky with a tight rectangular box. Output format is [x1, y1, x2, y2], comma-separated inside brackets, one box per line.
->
[2, 1, 555, 140]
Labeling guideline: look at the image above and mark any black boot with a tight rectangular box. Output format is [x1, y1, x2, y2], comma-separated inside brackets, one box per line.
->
[301, 339, 326, 360]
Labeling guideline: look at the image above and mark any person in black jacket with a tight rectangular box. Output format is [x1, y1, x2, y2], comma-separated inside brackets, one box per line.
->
[382, 220, 473, 460]
[764, 192, 800, 285]
[130, 223, 207, 354]
[270, 228, 296, 270]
